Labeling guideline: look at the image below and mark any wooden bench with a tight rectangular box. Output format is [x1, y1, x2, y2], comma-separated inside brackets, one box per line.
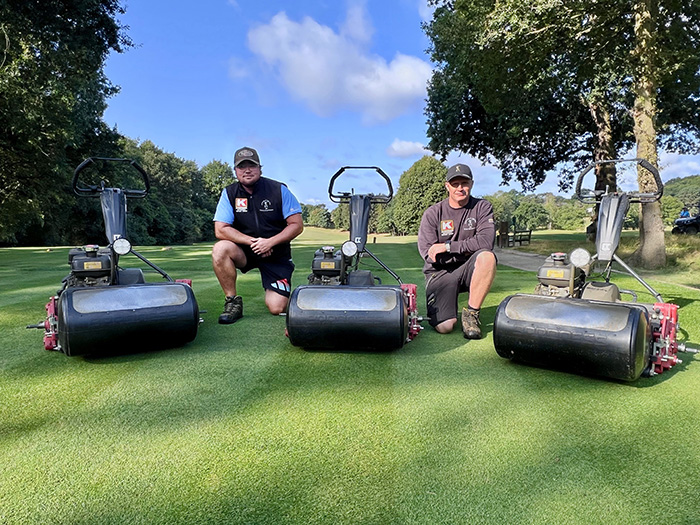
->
[507, 229, 532, 247]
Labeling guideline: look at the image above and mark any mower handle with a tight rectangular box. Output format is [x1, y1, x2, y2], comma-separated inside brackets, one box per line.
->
[73, 157, 150, 198]
[575, 158, 663, 204]
[328, 166, 393, 204]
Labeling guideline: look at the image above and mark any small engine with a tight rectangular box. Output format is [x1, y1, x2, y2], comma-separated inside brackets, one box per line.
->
[534, 252, 586, 298]
[308, 246, 343, 285]
[66, 245, 113, 287]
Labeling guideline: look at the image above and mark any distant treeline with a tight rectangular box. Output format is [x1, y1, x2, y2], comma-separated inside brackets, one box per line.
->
[0, 136, 233, 247]
[301, 157, 700, 235]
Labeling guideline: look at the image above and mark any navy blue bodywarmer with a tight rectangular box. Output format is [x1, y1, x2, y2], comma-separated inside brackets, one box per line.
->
[225, 177, 291, 260]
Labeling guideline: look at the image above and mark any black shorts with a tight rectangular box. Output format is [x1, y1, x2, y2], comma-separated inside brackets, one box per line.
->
[239, 246, 294, 297]
[425, 249, 491, 327]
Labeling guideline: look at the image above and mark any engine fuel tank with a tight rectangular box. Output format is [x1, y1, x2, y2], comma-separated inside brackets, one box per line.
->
[493, 294, 651, 381]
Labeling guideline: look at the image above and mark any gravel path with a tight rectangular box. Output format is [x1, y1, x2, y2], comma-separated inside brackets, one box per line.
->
[494, 247, 546, 272]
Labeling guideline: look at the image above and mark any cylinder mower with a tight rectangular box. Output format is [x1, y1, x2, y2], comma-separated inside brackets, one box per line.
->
[286, 166, 422, 350]
[27, 157, 200, 357]
[493, 158, 697, 381]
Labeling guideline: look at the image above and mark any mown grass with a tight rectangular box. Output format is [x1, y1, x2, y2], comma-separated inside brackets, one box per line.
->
[1, 228, 699, 524]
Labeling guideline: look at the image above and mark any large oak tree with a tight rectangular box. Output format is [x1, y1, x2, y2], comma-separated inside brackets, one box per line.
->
[425, 0, 700, 267]
[0, 0, 131, 243]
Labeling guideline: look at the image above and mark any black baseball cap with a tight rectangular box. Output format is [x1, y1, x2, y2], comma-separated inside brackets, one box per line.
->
[234, 147, 260, 167]
[446, 163, 473, 182]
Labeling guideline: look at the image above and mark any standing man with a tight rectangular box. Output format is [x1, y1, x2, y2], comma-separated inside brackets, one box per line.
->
[212, 147, 303, 324]
[417, 163, 497, 339]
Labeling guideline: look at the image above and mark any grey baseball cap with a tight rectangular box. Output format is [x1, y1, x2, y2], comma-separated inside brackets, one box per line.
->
[234, 147, 260, 167]
[446, 163, 473, 182]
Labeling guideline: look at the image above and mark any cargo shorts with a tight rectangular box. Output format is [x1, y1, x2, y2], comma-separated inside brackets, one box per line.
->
[425, 249, 493, 327]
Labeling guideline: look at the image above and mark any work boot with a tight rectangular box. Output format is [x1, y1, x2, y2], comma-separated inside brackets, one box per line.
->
[219, 295, 243, 324]
[461, 307, 482, 339]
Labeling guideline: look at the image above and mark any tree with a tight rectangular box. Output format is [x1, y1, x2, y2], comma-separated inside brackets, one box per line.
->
[0, 0, 131, 244]
[425, 0, 700, 267]
[664, 175, 700, 211]
[306, 204, 332, 228]
[549, 200, 590, 231]
[660, 195, 684, 227]
[368, 203, 391, 234]
[629, 0, 664, 267]
[484, 190, 520, 225]
[513, 198, 549, 231]
[330, 203, 350, 231]
[374, 203, 396, 235]
[118, 139, 221, 245]
[424, 1, 630, 191]
[391, 156, 448, 235]
[202, 160, 235, 196]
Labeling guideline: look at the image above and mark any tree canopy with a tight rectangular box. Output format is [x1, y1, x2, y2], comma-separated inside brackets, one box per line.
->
[664, 175, 700, 211]
[390, 156, 448, 235]
[0, 0, 132, 243]
[424, 0, 700, 193]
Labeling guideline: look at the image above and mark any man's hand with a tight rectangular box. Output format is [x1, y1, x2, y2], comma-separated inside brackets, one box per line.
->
[250, 237, 274, 257]
[427, 242, 448, 263]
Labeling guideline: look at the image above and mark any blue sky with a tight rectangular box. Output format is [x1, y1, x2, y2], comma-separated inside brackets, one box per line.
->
[103, 0, 700, 206]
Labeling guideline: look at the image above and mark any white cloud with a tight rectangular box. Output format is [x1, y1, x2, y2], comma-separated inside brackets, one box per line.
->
[303, 198, 326, 205]
[418, 1, 436, 22]
[341, 1, 373, 45]
[246, 7, 432, 124]
[659, 152, 700, 181]
[386, 138, 429, 158]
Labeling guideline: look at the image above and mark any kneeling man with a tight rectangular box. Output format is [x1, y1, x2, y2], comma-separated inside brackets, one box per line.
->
[212, 147, 303, 324]
[417, 163, 497, 338]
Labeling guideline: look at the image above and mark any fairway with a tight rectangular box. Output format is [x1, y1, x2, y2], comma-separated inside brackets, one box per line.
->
[2, 229, 699, 524]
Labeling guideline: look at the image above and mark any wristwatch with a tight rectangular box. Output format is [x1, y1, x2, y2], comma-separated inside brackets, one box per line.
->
[444, 240, 451, 253]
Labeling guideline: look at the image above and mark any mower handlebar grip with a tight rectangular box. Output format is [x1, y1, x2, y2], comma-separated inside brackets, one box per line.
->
[72, 157, 151, 198]
[575, 158, 663, 203]
[328, 166, 393, 204]
[634, 159, 663, 202]
[575, 162, 597, 202]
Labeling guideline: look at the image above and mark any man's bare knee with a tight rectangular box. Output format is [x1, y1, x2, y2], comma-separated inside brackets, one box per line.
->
[265, 292, 289, 315]
[435, 318, 457, 334]
[475, 250, 497, 269]
[212, 240, 245, 267]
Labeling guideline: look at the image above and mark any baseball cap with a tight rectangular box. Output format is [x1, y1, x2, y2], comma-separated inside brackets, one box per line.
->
[234, 147, 260, 167]
[446, 163, 473, 182]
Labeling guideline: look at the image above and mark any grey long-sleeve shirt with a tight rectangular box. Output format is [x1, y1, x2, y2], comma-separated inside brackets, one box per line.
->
[417, 196, 496, 277]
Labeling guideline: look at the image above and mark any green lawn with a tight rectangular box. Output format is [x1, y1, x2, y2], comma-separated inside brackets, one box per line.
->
[1, 228, 699, 524]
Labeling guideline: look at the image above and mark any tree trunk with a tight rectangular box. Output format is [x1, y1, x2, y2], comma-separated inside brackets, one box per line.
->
[589, 101, 617, 192]
[586, 100, 617, 243]
[630, 0, 665, 269]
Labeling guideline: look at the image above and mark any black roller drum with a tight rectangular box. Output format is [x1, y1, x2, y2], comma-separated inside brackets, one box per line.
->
[493, 294, 651, 381]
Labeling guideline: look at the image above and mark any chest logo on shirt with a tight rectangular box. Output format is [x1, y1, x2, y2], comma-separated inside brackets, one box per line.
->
[440, 220, 454, 236]
[235, 198, 248, 212]
[465, 217, 477, 230]
[260, 199, 274, 212]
